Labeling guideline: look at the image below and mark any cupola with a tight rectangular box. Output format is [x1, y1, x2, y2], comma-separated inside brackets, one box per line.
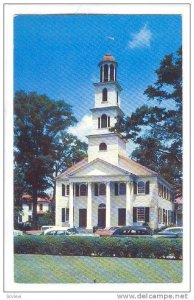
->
[98, 53, 118, 83]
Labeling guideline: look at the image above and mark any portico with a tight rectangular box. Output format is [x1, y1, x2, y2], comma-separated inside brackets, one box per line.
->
[67, 177, 133, 229]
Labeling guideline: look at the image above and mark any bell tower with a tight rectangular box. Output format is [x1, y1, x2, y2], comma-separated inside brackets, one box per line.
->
[87, 53, 128, 165]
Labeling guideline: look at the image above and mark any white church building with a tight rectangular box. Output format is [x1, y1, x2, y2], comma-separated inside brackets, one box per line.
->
[55, 53, 174, 230]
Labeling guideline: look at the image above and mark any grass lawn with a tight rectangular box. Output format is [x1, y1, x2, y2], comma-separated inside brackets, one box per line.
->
[14, 254, 182, 283]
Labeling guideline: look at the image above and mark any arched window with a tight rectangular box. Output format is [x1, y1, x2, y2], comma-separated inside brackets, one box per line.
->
[115, 182, 126, 195]
[98, 203, 106, 208]
[110, 64, 114, 81]
[102, 88, 107, 102]
[100, 66, 102, 82]
[101, 114, 107, 128]
[104, 64, 108, 82]
[80, 184, 87, 196]
[138, 181, 145, 194]
[99, 143, 107, 151]
[119, 183, 126, 195]
[99, 183, 106, 195]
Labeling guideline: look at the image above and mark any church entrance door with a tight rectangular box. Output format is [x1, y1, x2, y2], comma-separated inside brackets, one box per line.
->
[98, 204, 106, 228]
[79, 209, 87, 227]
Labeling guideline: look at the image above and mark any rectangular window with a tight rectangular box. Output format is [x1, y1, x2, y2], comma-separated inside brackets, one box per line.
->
[29, 204, 32, 211]
[39, 204, 43, 211]
[62, 184, 65, 196]
[62, 208, 69, 222]
[119, 183, 126, 195]
[138, 182, 145, 194]
[137, 207, 145, 221]
[66, 185, 70, 195]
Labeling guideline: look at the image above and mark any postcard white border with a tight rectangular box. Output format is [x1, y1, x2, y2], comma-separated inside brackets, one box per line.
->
[3, 1, 191, 295]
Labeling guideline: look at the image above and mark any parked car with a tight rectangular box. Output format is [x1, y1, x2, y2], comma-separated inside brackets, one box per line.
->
[102, 225, 153, 237]
[44, 227, 99, 237]
[44, 228, 72, 236]
[95, 226, 120, 236]
[156, 226, 183, 238]
[40, 225, 56, 233]
[14, 229, 24, 236]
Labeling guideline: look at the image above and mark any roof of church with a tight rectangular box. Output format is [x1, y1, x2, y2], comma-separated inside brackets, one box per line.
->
[118, 155, 158, 176]
[56, 155, 158, 180]
[56, 157, 88, 179]
[102, 53, 115, 62]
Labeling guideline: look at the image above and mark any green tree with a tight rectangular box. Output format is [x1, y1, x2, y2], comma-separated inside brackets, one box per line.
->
[53, 132, 87, 178]
[111, 47, 182, 192]
[14, 91, 77, 226]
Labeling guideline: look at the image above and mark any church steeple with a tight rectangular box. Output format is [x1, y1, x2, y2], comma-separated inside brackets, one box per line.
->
[99, 53, 117, 82]
[93, 53, 122, 109]
[87, 53, 128, 165]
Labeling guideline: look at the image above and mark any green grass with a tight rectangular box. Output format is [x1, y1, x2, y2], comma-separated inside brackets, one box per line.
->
[14, 254, 182, 283]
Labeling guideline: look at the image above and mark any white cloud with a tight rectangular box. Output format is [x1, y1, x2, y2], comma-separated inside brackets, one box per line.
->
[68, 114, 93, 142]
[128, 24, 152, 49]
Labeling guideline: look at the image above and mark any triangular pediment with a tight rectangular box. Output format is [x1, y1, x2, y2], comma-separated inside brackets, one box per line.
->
[68, 158, 130, 178]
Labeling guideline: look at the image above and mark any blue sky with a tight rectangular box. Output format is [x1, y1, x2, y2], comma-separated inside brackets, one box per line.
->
[14, 14, 182, 142]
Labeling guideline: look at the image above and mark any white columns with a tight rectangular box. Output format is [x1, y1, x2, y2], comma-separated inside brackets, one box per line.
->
[87, 182, 92, 229]
[102, 66, 104, 82]
[108, 65, 110, 81]
[69, 182, 74, 227]
[106, 182, 111, 228]
[126, 181, 133, 225]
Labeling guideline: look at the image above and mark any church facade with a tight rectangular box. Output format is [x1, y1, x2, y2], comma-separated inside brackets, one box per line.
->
[55, 53, 174, 230]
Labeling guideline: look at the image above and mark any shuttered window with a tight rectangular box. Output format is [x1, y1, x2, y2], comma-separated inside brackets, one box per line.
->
[62, 208, 65, 222]
[62, 208, 69, 222]
[115, 183, 119, 196]
[138, 181, 145, 194]
[66, 185, 69, 195]
[94, 183, 98, 196]
[133, 207, 150, 223]
[62, 184, 65, 196]
[75, 184, 79, 196]
[133, 207, 137, 222]
[145, 181, 150, 194]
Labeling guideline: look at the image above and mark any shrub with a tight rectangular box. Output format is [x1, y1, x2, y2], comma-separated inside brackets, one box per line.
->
[14, 236, 182, 259]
